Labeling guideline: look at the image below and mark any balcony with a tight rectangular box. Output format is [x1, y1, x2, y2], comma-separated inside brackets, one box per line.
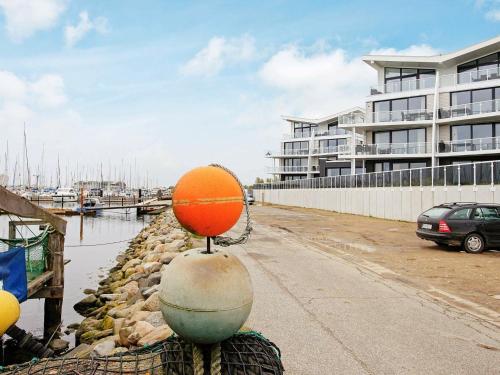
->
[438, 136, 500, 154]
[268, 166, 319, 174]
[312, 146, 341, 155]
[370, 76, 436, 95]
[440, 67, 500, 87]
[370, 109, 433, 123]
[338, 113, 366, 125]
[439, 99, 500, 120]
[282, 128, 351, 140]
[266, 149, 309, 157]
[350, 141, 431, 156]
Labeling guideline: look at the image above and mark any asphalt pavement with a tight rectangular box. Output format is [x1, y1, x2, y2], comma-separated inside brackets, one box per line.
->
[232, 206, 500, 375]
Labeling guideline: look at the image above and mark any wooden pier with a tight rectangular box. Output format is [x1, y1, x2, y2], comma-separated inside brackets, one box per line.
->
[0, 186, 67, 340]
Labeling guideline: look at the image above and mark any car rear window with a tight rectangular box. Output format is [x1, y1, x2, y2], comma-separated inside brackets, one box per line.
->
[421, 207, 451, 218]
[449, 208, 473, 220]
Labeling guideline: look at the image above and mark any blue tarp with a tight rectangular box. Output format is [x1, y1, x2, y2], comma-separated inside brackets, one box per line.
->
[0, 247, 28, 302]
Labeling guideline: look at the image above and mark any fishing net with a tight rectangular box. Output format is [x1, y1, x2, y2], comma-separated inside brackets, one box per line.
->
[1, 332, 284, 375]
[0, 229, 49, 281]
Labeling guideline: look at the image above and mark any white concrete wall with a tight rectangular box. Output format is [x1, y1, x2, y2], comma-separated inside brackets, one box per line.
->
[254, 185, 500, 222]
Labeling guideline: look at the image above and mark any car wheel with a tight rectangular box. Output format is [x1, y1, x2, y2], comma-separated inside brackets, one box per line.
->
[463, 233, 485, 254]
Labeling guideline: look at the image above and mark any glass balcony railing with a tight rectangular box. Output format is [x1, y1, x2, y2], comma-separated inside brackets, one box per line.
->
[266, 149, 309, 157]
[350, 141, 431, 156]
[370, 76, 436, 95]
[370, 109, 433, 123]
[438, 136, 500, 153]
[312, 146, 342, 155]
[282, 128, 351, 139]
[440, 67, 500, 86]
[439, 99, 500, 119]
[268, 166, 309, 173]
[338, 113, 366, 125]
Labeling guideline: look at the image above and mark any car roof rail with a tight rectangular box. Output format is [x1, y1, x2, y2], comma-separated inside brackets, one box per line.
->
[439, 202, 477, 207]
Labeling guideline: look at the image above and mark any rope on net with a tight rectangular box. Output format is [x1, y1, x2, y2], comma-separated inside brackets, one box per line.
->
[192, 343, 222, 375]
[209, 164, 253, 247]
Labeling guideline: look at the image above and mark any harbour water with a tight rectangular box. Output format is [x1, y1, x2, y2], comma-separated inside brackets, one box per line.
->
[0, 204, 152, 346]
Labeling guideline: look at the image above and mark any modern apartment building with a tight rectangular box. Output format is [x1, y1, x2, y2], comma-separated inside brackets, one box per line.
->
[266, 108, 365, 180]
[338, 35, 500, 173]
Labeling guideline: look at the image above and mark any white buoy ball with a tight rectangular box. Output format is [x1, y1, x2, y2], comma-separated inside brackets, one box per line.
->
[158, 247, 253, 344]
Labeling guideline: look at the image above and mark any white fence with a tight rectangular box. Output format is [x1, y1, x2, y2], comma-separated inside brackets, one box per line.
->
[254, 161, 500, 222]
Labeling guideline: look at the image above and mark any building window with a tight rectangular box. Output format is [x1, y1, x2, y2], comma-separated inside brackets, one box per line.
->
[373, 96, 427, 122]
[449, 86, 499, 116]
[318, 138, 346, 152]
[450, 123, 499, 152]
[293, 122, 318, 138]
[328, 122, 346, 135]
[283, 141, 309, 155]
[326, 167, 351, 176]
[373, 128, 426, 144]
[375, 161, 428, 172]
[457, 52, 500, 83]
[384, 67, 436, 92]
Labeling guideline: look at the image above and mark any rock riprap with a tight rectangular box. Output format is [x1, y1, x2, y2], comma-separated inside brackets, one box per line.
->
[68, 210, 199, 358]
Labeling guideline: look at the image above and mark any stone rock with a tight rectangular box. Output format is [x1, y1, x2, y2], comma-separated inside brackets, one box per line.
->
[111, 347, 129, 356]
[106, 303, 128, 318]
[100, 293, 122, 301]
[49, 338, 69, 351]
[143, 292, 160, 312]
[141, 284, 159, 299]
[79, 329, 113, 344]
[144, 311, 166, 328]
[143, 262, 161, 274]
[77, 317, 101, 335]
[74, 294, 98, 314]
[165, 239, 184, 252]
[67, 322, 80, 330]
[119, 326, 134, 347]
[145, 272, 161, 287]
[143, 252, 161, 263]
[113, 318, 126, 336]
[124, 267, 136, 279]
[116, 254, 127, 264]
[127, 321, 155, 345]
[129, 272, 146, 282]
[137, 325, 173, 346]
[109, 279, 128, 292]
[121, 258, 141, 272]
[159, 252, 178, 265]
[65, 343, 92, 359]
[92, 337, 115, 357]
[169, 230, 185, 240]
[117, 281, 139, 297]
[114, 301, 146, 319]
[101, 315, 114, 330]
[128, 310, 150, 322]
[83, 288, 96, 295]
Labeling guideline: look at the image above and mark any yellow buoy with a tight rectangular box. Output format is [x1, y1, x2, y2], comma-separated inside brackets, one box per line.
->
[0, 290, 20, 335]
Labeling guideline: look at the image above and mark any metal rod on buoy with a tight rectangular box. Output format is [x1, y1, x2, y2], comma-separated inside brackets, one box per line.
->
[206, 237, 211, 254]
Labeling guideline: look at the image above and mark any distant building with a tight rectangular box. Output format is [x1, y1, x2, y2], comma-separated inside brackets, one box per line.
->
[73, 180, 126, 191]
[340, 35, 500, 173]
[266, 108, 365, 180]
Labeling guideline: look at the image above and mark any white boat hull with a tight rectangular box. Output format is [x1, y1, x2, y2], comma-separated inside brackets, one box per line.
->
[53, 195, 78, 203]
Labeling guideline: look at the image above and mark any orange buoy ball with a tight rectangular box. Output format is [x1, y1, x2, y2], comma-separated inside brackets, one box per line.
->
[172, 166, 243, 237]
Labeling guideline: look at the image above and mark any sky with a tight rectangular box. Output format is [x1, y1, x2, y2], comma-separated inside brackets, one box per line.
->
[0, 0, 499, 186]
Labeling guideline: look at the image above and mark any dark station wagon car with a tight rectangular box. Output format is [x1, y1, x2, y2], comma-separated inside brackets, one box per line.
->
[416, 203, 500, 253]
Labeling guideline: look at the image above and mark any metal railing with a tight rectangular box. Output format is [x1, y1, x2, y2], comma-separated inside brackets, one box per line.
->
[370, 76, 436, 95]
[312, 146, 342, 155]
[370, 109, 433, 123]
[440, 66, 500, 86]
[256, 160, 500, 190]
[439, 136, 500, 153]
[439, 99, 500, 119]
[347, 141, 432, 156]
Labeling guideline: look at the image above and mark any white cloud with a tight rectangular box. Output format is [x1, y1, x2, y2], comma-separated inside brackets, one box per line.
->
[181, 34, 256, 76]
[485, 8, 500, 20]
[369, 44, 440, 56]
[0, 0, 66, 42]
[65, 11, 109, 47]
[30, 74, 67, 107]
[259, 43, 375, 117]
[0, 70, 27, 100]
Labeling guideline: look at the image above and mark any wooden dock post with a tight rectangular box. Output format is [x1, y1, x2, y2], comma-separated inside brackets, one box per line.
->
[44, 231, 65, 341]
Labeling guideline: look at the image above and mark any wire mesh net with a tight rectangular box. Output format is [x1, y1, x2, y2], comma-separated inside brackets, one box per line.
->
[2, 332, 284, 375]
[0, 229, 49, 281]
